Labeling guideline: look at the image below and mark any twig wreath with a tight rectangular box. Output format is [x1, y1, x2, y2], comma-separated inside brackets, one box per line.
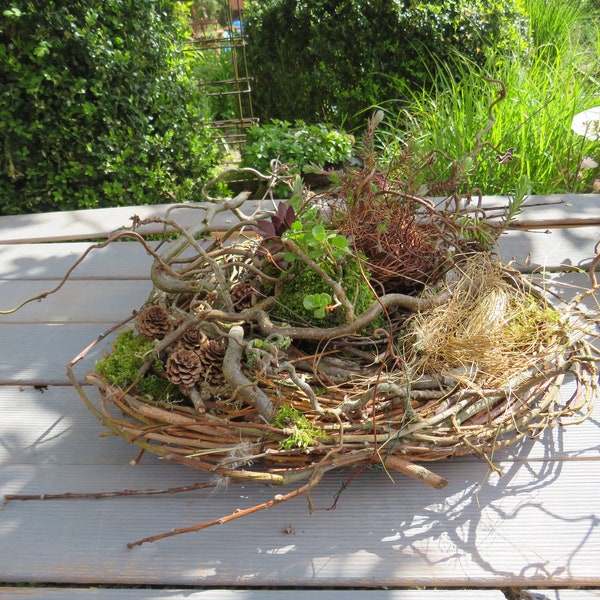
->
[3, 104, 599, 548]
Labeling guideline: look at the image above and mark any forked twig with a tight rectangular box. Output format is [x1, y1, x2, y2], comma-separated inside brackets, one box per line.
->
[126, 468, 325, 548]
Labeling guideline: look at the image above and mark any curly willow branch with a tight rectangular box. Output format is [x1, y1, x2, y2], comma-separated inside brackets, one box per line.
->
[0, 230, 163, 315]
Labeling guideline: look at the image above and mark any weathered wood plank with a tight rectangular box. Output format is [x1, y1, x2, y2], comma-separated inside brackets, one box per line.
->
[1, 459, 599, 587]
[497, 227, 600, 273]
[0, 323, 115, 385]
[0, 200, 270, 244]
[0, 280, 152, 323]
[1, 268, 596, 328]
[0, 241, 156, 280]
[0, 590, 596, 600]
[1, 591, 598, 600]
[1, 225, 599, 283]
[1, 201, 599, 591]
[0, 386, 126, 467]
[0, 589, 511, 600]
[0, 195, 598, 244]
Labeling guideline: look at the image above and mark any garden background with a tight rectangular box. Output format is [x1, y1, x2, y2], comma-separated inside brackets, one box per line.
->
[1, 0, 600, 215]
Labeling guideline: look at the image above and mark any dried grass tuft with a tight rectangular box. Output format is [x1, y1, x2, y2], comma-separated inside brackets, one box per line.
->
[402, 254, 570, 385]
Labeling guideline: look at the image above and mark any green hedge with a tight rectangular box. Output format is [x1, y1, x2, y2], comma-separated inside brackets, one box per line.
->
[0, 1, 220, 214]
[244, 0, 530, 129]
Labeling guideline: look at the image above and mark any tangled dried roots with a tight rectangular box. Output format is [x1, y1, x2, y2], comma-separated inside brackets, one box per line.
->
[341, 195, 446, 292]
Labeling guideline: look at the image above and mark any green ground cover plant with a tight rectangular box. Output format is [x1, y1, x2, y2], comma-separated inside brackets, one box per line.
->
[241, 120, 354, 174]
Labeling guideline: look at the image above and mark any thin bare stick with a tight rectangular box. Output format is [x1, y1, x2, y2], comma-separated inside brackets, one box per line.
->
[3, 481, 215, 506]
[127, 469, 324, 548]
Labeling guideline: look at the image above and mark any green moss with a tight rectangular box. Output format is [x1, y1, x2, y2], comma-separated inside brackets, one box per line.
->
[95, 329, 182, 404]
[273, 404, 327, 449]
[273, 254, 379, 327]
[137, 376, 183, 405]
[504, 295, 568, 350]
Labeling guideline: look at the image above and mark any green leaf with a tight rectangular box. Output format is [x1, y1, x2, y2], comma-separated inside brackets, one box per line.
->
[303, 292, 331, 319]
[311, 224, 327, 243]
[3, 7, 23, 18]
[330, 234, 350, 250]
[33, 42, 51, 59]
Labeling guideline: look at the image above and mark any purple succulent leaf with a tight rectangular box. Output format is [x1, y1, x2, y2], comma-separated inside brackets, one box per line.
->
[252, 204, 296, 240]
[281, 203, 296, 228]
[252, 219, 277, 239]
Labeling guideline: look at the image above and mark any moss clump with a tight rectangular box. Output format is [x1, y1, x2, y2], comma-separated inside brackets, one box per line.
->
[273, 404, 327, 449]
[503, 294, 568, 353]
[95, 329, 182, 404]
[272, 254, 379, 327]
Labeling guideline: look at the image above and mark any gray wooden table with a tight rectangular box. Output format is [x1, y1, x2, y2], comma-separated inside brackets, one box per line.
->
[1, 196, 599, 599]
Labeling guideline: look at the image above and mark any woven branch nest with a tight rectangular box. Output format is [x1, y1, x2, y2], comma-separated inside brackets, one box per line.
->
[70, 190, 599, 491]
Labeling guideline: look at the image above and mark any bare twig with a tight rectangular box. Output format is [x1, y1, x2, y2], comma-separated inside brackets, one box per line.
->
[3, 481, 215, 506]
[126, 468, 325, 548]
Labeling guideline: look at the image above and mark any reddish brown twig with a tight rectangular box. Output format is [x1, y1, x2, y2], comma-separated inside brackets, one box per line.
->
[2, 481, 215, 506]
[126, 469, 325, 548]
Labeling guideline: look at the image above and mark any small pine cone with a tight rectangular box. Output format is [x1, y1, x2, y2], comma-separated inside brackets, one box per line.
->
[179, 325, 207, 351]
[230, 282, 257, 311]
[165, 348, 202, 387]
[197, 338, 226, 385]
[136, 305, 172, 340]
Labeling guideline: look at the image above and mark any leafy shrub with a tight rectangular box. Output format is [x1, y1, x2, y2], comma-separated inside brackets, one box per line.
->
[243, 0, 530, 128]
[0, 1, 220, 215]
[241, 120, 354, 174]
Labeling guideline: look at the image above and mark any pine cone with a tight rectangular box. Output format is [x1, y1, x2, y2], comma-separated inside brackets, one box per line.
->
[165, 348, 202, 387]
[136, 305, 172, 340]
[197, 338, 226, 385]
[179, 325, 207, 351]
[230, 282, 257, 311]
